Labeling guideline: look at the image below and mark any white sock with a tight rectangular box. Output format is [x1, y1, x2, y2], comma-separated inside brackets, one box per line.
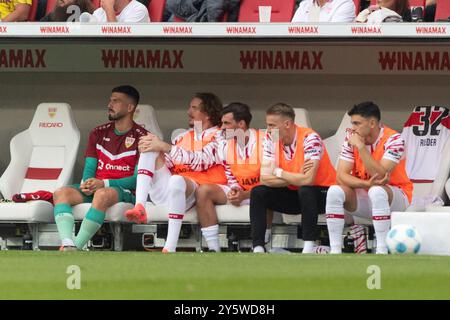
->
[164, 175, 187, 252]
[135, 152, 158, 205]
[165, 217, 183, 252]
[368, 186, 391, 254]
[62, 238, 75, 247]
[201, 224, 220, 252]
[264, 229, 272, 244]
[326, 186, 346, 254]
[302, 241, 316, 254]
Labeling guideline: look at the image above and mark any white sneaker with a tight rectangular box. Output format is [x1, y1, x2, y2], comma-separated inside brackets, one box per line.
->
[314, 245, 331, 254]
[253, 246, 265, 253]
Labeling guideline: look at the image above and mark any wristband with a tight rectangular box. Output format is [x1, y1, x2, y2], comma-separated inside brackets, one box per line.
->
[273, 168, 283, 178]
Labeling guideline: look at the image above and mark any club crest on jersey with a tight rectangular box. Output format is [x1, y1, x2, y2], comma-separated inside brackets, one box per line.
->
[48, 107, 57, 118]
[125, 136, 135, 148]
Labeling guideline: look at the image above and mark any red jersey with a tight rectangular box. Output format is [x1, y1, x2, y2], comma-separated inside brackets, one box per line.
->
[85, 122, 148, 180]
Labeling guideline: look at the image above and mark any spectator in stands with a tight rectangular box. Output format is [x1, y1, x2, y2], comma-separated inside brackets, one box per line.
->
[291, 0, 356, 22]
[325, 101, 413, 254]
[166, 0, 241, 22]
[53, 85, 148, 251]
[93, 0, 150, 22]
[194, 102, 273, 252]
[424, 0, 436, 22]
[124, 93, 227, 253]
[356, 0, 410, 23]
[40, 0, 94, 22]
[0, 0, 32, 21]
[250, 103, 336, 254]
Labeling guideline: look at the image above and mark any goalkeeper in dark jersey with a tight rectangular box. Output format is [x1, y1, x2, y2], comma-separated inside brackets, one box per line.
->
[53, 85, 148, 251]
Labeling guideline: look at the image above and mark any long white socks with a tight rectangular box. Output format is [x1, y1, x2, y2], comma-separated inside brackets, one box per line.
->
[326, 185, 346, 254]
[368, 186, 391, 254]
[135, 152, 158, 205]
[201, 224, 220, 252]
[164, 175, 187, 252]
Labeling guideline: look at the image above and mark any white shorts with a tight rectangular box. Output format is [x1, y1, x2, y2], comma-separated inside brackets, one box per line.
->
[218, 184, 250, 206]
[345, 185, 409, 219]
[148, 165, 197, 210]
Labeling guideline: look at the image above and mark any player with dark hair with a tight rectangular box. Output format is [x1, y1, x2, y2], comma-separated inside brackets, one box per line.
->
[125, 93, 227, 253]
[326, 101, 413, 254]
[53, 85, 148, 251]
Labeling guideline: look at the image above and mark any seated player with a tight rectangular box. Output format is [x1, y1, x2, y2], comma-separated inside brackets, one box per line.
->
[125, 93, 227, 253]
[326, 101, 413, 254]
[250, 103, 336, 253]
[195, 102, 274, 252]
[53, 85, 148, 251]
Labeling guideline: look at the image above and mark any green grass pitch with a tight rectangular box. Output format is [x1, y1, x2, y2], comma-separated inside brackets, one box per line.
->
[0, 251, 449, 300]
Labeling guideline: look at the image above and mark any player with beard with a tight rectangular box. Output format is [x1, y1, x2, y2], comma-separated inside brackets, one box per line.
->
[53, 85, 148, 251]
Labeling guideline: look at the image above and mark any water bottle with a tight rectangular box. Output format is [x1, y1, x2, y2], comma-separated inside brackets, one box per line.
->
[343, 232, 354, 253]
[22, 233, 33, 250]
[228, 233, 239, 252]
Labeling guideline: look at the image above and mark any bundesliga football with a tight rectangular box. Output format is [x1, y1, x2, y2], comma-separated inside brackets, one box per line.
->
[386, 224, 422, 254]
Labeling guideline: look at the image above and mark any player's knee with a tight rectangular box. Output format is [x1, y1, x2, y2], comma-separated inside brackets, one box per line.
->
[368, 186, 388, 203]
[92, 188, 115, 207]
[368, 186, 389, 212]
[250, 185, 268, 202]
[297, 185, 315, 199]
[196, 184, 213, 200]
[326, 185, 345, 206]
[168, 175, 186, 194]
[53, 187, 71, 203]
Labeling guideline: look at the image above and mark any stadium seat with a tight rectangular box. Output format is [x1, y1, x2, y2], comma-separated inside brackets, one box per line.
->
[435, 0, 450, 21]
[0, 103, 80, 233]
[173, 12, 228, 22]
[446, 178, 450, 200]
[238, 0, 296, 22]
[133, 104, 164, 139]
[294, 108, 312, 128]
[27, 0, 39, 21]
[322, 113, 351, 169]
[46, 0, 57, 14]
[391, 211, 450, 255]
[148, 0, 166, 22]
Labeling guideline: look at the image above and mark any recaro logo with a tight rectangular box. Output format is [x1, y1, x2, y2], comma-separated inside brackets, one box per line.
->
[39, 122, 63, 128]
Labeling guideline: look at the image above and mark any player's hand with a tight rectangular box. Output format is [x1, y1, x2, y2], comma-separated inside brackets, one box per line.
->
[81, 178, 105, 194]
[366, 172, 390, 187]
[138, 133, 157, 152]
[348, 132, 365, 150]
[227, 188, 244, 206]
[302, 159, 314, 174]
